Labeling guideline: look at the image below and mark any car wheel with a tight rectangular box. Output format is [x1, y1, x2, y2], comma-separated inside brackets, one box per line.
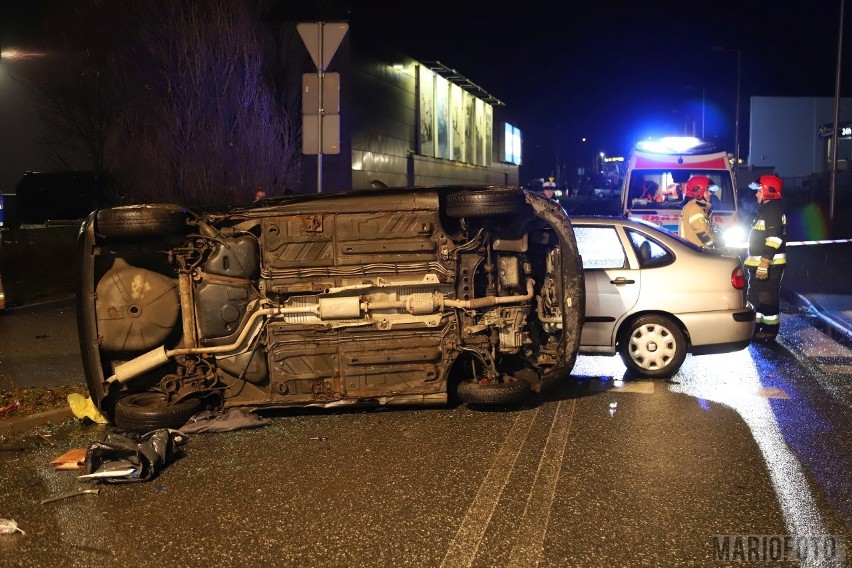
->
[618, 315, 687, 378]
[96, 204, 187, 237]
[114, 392, 204, 432]
[457, 378, 531, 405]
[445, 189, 525, 218]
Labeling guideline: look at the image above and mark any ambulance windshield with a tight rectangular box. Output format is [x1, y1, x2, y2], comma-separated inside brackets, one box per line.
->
[627, 169, 735, 211]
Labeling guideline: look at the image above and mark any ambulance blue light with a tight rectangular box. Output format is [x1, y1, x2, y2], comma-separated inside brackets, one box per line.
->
[636, 137, 702, 154]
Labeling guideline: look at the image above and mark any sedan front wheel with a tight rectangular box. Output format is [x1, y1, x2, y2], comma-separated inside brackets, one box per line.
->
[618, 315, 687, 378]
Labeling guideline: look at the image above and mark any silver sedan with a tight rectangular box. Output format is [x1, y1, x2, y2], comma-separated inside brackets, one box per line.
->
[571, 216, 755, 377]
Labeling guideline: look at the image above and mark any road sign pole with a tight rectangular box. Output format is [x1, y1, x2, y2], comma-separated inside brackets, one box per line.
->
[317, 23, 323, 194]
[297, 21, 348, 194]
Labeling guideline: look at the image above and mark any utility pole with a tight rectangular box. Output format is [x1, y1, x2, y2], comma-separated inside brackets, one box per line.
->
[712, 46, 742, 170]
[830, 0, 845, 226]
[734, 49, 741, 171]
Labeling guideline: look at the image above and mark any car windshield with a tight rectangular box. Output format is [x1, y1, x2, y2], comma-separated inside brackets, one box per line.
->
[626, 169, 735, 211]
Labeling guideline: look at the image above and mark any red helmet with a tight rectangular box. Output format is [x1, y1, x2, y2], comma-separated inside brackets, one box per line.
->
[748, 175, 783, 199]
[684, 176, 712, 199]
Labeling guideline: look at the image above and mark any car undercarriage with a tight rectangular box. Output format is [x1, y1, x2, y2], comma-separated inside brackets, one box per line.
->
[77, 187, 584, 431]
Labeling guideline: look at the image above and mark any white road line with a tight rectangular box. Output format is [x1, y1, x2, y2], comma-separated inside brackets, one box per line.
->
[794, 326, 852, 358]
[671, 351, 838, 563]
[506, 399, 576, 568]
[441, 407, 541, 568]
[756, 387, 791, 399]
[818, 363, 852, 374]
[588, 379, 655, 394]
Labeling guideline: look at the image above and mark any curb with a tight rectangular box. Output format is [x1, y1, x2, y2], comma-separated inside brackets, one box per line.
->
[0, 407, 74, 437]
[788, 292, 852, 342]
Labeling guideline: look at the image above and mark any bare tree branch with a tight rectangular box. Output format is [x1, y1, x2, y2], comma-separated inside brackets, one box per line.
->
[21, 0, 302, 208]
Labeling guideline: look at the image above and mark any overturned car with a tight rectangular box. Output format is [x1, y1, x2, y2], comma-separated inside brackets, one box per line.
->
[77, 186, 585, 432]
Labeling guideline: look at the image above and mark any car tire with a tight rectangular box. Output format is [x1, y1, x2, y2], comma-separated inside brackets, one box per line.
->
[457, 378, 531, 405]
[446, 189, 525, 218]
[96, 204, 187, 237]
[618, 315, 687, 378]
[114, 392, 204, 432]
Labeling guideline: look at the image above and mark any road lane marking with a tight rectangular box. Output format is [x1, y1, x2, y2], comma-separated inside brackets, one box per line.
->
[756, 387, 791, 399]
[671, 351, 834, 546]
[506, 399, 576, 568]
[588, 379, 655, 394]
[818, 363, 852, 374]
[441, 407, 540, 568]
[782, 316, 852, 358]
[796, 327, 852, 358]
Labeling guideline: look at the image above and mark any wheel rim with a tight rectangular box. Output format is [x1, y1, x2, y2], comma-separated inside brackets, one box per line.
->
[627, 322, 678, 371]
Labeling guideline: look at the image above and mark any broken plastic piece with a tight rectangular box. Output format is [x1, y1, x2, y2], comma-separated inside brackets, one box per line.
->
[78, 468, 138, 480]
[0, 518, 25, 535]
[68, 393, 108, 424]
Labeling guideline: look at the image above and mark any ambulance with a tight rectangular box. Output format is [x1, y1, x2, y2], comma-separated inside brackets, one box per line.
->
[621, 137, 743, 246]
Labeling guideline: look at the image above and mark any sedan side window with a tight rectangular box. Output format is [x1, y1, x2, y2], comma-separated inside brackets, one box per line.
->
[574, 226, 627, 269]
[627, 229, 673, 268]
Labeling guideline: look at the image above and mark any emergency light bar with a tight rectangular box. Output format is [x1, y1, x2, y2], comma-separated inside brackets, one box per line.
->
[635, 137, 710, 154]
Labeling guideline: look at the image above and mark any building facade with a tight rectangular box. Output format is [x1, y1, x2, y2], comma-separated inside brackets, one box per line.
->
[297, 26, 521, 193]
[749, 96, 852, 178]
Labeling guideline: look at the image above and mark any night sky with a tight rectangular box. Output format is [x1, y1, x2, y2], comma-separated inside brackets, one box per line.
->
[350, 0, 850, 176]
[2, 0, 849, 186]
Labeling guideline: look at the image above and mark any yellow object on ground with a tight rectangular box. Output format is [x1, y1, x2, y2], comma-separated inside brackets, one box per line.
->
[67, 393, 108, 424]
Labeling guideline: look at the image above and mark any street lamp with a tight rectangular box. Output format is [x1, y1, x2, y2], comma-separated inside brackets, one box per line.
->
[829, 0, 845, 225]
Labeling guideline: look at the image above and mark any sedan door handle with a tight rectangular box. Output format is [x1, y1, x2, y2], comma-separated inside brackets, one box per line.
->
[610, 277, 635, 285]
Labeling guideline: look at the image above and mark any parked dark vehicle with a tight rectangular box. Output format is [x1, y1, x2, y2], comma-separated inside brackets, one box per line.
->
[77, 186, 585, 432]
[12, 171, 106, 227]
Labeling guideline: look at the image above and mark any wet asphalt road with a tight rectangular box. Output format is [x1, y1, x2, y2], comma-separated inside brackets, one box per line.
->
[1, 301, 850, 566]
[1, 206, 850, 567]
[0, 299, 83, 391]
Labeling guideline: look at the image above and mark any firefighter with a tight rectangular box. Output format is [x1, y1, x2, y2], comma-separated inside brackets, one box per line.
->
[678, 175, 715, 247]
[745, 175, 786, 341]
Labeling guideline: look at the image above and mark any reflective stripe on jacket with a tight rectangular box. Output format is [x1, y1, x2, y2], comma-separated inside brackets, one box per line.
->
[745, 200, 786, 265]
[679, 199, 715, 247]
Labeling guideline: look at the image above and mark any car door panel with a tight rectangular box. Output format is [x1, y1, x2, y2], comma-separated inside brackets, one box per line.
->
[573, 225, 641, 348]
[582, 268, 640, 347]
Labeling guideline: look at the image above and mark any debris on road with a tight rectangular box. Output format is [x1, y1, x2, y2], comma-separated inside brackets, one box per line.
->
[0, 401, 21, 416]
[33, 430, 55, 446]
[80, 429, 187, 483]
[50, 448, 88, 470]
[179, 408, 269, 434]
[67, 393, 108, 424]
[40, 488, 100, 505]
[0, 518, 25, 535]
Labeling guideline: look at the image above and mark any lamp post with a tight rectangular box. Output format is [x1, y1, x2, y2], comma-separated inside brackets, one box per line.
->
[734, 49, 741, 170]
[829, 0, 845, 226]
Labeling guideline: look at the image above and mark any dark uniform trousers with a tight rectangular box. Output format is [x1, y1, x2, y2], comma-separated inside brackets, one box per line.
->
[746, 264, 785, 337]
